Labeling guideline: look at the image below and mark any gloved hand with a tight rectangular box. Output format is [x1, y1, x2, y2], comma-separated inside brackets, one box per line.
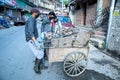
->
[33, 41, 41, 49]
[41, 32, 45, 40]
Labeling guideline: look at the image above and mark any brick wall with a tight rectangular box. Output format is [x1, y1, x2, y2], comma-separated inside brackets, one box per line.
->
[75, 9, 84, 26]
[107, 0, 120, 54]
[86, 3, 97, 26]
[69, 3, 97, 27]
[102, 0, 110, 9]
[69, 6, 84, 27]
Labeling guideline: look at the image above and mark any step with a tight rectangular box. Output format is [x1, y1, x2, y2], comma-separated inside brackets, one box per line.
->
[91, 35, 106, 40]
[97, 27, 108, 32]
[101, 24, 108, 27]
[90, 38, 105, 48]
[98, 25, 108, 28]
[95, 31, 107, 36]
[90, 38, 104, 43]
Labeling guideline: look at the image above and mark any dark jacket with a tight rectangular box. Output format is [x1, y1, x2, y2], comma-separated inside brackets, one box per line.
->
[25, 16, 38, 42]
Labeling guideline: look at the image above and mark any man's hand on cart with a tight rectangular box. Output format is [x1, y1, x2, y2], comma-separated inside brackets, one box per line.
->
[33, 41, 42, 50]
[44, 32, 52, 40]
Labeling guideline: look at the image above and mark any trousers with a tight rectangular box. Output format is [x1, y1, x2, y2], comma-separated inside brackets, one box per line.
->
[28, 40, 44, 59]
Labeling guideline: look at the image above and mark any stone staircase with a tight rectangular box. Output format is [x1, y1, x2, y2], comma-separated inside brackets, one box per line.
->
[90, 7, 110, 49]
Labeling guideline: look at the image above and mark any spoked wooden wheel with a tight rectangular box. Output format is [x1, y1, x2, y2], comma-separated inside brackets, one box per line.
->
[64, 51, 88, 77]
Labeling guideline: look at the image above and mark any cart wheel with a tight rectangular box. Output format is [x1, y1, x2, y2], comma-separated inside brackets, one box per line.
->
[63, 51, 87, 77]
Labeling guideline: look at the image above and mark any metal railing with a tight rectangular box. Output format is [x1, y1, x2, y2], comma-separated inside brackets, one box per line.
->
[90, 7, 110, 29]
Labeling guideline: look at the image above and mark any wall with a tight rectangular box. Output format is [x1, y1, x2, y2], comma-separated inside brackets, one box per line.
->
[102, 0, 110, 9]
[107, 0, 120, 54]
[69, 2, 97, 27]
[86, 3, 97, 26]
[69, 9, 75, 25]
[75, 9, 84, 26]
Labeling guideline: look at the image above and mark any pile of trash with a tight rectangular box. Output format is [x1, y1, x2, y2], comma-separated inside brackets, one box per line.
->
[51, 28, 91, 48]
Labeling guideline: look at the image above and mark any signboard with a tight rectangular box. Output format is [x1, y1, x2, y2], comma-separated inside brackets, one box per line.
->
[113, 10, 119, 16]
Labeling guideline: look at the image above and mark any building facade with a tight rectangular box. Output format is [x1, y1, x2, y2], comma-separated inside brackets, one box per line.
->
[38, 0, 62, 14]
[0, 0, 37, 22]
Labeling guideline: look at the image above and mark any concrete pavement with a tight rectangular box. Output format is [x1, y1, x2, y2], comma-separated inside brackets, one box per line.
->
[0, 26, 120, 80]
[87, 44, 120, 80]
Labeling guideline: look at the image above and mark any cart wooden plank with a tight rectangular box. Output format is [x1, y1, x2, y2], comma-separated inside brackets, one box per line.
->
[48, 47, 89, 63]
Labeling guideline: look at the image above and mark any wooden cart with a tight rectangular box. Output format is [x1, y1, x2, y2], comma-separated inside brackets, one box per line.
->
[44, 28, 91, 77]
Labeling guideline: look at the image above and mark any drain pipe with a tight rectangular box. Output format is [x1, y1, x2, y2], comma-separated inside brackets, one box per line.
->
[106, 0, 116, 48]
[68, 0, 76, 6]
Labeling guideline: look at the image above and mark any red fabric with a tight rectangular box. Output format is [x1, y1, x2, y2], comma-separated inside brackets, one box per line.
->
[51, 20, 55, 28]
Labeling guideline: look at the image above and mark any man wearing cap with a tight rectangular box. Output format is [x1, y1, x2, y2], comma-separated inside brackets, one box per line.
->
[25, 8, 46, 74]
[41, 11, 58, 33]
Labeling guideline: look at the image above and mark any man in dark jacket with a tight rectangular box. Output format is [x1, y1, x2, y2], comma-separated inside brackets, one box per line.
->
[25, 8, 45, 74]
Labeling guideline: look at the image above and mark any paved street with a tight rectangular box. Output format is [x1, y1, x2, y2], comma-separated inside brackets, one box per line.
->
[0, 26, 120, 80]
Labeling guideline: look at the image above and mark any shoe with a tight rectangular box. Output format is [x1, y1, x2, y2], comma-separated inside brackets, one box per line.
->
[33, 66, 41, 74]
[34, 58, 41, 74]
[40, 58, 48, 70]
[41, 66, 48, 70]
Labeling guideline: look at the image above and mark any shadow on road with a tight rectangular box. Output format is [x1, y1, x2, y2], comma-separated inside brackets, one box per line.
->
[51, 62, 114, 80]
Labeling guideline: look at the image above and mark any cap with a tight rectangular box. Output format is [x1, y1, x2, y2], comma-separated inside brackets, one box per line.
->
[30, 8, 40, 14]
